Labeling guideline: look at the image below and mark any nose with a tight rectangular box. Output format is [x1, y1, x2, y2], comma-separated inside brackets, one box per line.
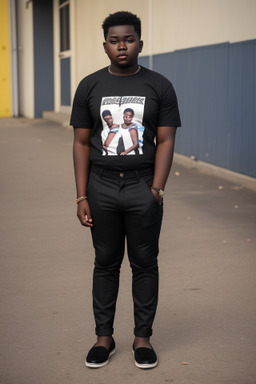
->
[118, 41, 127, 50]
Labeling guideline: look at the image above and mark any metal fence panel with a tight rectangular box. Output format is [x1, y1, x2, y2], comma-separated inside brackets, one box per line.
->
[141, 40, 256, 178]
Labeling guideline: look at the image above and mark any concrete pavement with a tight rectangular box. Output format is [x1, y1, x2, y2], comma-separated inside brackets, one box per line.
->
[0, 118, 255, 384]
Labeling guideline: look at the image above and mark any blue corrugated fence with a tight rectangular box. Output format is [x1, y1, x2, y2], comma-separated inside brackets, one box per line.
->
[139, 39, 256, 178]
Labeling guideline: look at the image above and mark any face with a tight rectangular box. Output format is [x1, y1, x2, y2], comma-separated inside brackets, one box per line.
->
[103, 114, 113, 127]
[123, 111, 133, 125]
[103, 25, 143, 69]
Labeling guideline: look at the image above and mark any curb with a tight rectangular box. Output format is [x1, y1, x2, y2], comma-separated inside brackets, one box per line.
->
[173, 153, 256, 192]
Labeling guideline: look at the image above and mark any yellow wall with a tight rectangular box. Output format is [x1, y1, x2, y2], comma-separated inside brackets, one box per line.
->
[0, 0, 11, 117]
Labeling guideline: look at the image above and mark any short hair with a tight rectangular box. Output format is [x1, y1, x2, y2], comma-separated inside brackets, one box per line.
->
[123, 108, 134, 116]
[102, 11, 141, 40]
[102, 110, 112, 118]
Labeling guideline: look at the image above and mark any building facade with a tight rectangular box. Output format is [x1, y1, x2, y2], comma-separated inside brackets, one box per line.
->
[2, 0, 256, 177]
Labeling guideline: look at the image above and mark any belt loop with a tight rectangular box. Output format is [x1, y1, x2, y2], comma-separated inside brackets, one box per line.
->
[100, 169, 104, 178]
[135, 170, 139, 180]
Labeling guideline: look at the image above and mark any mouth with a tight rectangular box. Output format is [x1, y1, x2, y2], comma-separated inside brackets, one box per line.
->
[117, 53, 128, 59]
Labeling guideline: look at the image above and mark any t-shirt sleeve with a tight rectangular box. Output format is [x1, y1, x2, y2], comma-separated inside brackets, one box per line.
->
[109, 127, 119, 134]
[70, 81, 93, 128]
[157, 82, 181, 127]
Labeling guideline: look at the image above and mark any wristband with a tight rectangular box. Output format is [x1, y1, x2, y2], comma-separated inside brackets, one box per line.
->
[150, 187, 164, 198]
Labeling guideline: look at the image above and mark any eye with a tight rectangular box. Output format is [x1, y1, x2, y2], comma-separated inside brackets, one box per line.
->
[126, 39, 134, 43]
[110, 40, 117, 44]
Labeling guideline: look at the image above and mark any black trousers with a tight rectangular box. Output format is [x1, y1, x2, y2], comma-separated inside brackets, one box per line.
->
[87, 166, 163, 337]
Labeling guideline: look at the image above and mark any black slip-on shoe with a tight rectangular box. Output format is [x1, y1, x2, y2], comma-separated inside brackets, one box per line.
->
[85, 338, 116, 368]
[133, 343, 158, 369]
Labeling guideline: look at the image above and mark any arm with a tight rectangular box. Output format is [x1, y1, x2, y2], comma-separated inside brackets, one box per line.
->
[73, 127, 93, 227]
[151, 126, 177, 204]
[120, 128, 139, 156]
[103, 131, 116, 154]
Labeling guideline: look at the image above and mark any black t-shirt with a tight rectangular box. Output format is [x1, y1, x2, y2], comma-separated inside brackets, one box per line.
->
[70, 66, 181, 171]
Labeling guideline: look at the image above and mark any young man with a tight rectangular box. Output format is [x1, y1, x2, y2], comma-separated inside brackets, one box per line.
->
[71, 11, 181, 369]
[101, 110, 119, 155]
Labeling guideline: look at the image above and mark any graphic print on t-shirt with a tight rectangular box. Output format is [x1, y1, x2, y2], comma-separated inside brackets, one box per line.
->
[100, 96, 145, 156]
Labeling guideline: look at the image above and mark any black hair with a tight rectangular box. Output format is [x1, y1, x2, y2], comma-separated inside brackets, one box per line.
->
[102, 11, 141, 40]
[102, 110, 112, 118]
[123, 108, 134, 116]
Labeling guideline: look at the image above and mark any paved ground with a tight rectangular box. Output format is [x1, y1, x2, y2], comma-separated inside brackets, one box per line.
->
[0, 118, 255, 384]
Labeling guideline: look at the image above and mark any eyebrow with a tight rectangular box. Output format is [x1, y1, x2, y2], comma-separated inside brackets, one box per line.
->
[108, 34, 135, 38]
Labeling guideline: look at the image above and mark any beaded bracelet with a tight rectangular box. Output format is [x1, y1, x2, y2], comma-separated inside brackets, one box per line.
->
[76, 196, 87, 204]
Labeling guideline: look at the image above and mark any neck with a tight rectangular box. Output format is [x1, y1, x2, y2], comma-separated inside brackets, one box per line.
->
[108, 64, 141, 76]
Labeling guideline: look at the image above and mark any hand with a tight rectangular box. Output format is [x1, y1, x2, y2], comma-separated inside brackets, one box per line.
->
[77, 199, 93, 227]
[151, 188, 162, 205]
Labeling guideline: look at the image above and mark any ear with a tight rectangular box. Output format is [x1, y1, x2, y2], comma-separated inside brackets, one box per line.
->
[103, 41, 107, 53]
[139, 40, 143, 53]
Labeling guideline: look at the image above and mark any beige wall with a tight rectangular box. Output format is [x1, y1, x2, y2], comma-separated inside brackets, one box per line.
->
[73, 0, 256, 85]
[74, 0, 150, 83]
[151, 0, 256, 54]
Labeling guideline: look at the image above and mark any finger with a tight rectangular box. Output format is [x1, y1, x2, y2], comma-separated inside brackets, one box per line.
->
[77, 211, 93, 227]
[151, 189, 162, 205]
[85, 215, 93, 226]
[85, 215, 93, 225]
[79, 216, 93, 227]
[83, 220, 93, 227]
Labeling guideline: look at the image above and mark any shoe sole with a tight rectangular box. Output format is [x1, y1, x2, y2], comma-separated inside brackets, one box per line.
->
[135, 360, 158, 369]
[85, 348, 116, 368]
[132, 350, 158, 369]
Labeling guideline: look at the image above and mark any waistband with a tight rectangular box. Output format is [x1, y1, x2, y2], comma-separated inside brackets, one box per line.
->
[91, 165, 154, 180]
